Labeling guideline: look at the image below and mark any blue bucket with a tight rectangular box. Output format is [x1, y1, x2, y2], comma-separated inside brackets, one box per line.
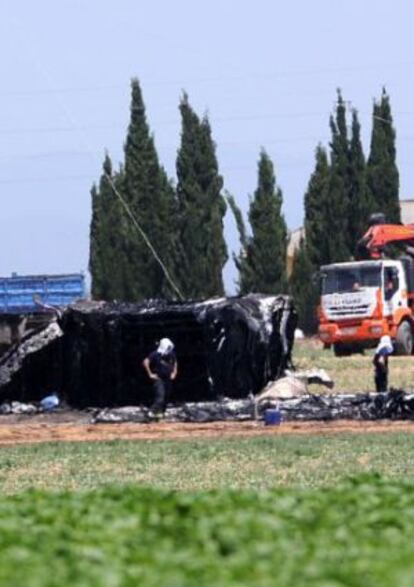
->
[264, 408, 282, 426]
[40, 393, 59, 411]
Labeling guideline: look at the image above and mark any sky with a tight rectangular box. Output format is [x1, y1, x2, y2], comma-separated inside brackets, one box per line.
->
[0, 0, 413, 294]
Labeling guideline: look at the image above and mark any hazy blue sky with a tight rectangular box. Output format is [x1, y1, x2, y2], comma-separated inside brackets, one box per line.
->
[0, 1, 413, 293]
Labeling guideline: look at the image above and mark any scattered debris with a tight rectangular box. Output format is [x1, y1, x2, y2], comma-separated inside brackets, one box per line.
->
[0, 322, 63, 389]
[254, 368, 334, 419]
[274, 389, 414, 421]
[1, 389, 414, 423]
[92, 389, 414, 424]
[92, 399, 254, 424]
[0, 401, 38, 415]
[4, 293, 410, 428]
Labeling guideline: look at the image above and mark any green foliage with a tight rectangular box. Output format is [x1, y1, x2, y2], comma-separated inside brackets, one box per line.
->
[226, 192, 248, 249]
[305, 91, 378, 267]
[235, 150, 287, 294]
[2, 476, 414, 585]
[226, 192, 254, 292]
[289, 238, 318, 334]
[304, 144, 330, 267]
[304, 90, 401, 271]
[367, 88, 401, 224]
[103, 165, 131, 300]
[89, 155, 128, 300]
[89, 80, 179, 302]
[88, 183, 104, 299]
[122, 79, 179, 301]
[348, 110, 373, 250]
[89, 81, 404, 305]
[176, 94, 227, 298]
[326, 90, 352, 262]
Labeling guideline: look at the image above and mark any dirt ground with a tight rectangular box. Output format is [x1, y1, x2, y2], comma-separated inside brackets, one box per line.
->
[1, 411, 414, 446]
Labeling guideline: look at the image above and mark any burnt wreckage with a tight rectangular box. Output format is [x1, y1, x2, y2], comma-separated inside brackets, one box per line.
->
[0, 294, 297, 408]
[92, 390, 414, 423]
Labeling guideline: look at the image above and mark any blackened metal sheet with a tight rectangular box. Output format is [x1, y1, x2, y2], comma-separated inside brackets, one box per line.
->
[0, 294, 297, 408]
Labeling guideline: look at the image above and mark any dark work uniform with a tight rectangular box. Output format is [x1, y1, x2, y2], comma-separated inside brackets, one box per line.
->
[148, 350, 176, 412]
[373, 349, 389, 393]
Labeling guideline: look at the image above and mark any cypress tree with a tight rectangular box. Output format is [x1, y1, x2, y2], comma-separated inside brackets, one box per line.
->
[101, 161, 129, 301]
[367, 88, 400, 224]
[236, 150, 287, 294]
[300, 144, 331, 334]
[122, 78, 179, 301]
[347, 109, 372, 248]
[289, 238, 318, 335]
[226, 192, 255, 294]
[89, 155, 128, 301]
[325, 90, 351, 263]
[89, 182, 105, 299]
[304, 144, 330, 268]
[176, 94, 227, 298]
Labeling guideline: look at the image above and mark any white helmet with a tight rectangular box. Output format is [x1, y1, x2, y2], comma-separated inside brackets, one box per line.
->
[157, 338, 174, 355]
[376, 335, 393, 354]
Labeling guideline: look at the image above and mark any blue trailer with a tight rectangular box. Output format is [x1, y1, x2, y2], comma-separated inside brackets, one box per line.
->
[0, 273, 85, 314]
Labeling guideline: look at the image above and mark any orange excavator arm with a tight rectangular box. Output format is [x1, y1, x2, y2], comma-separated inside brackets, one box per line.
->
[357, 224, 414, 259]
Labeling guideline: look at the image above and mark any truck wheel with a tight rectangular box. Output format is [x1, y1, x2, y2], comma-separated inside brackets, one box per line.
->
[333, 343, 352, 357]
[394, 321, 414, 355]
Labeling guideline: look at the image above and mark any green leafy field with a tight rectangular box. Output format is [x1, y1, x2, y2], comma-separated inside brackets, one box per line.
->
[1, 475, 414, 587]
[2, 434, 414, 586]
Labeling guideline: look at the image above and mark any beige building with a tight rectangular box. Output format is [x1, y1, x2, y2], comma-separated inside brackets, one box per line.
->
[401, 199, 414, 224]
[287, 226, 305, 275]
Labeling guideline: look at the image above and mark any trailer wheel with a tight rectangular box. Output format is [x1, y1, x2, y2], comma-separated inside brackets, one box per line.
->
[394, 321, 414, 355]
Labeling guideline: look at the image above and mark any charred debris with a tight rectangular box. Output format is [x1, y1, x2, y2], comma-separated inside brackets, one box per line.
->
[93, 389, 414, 423]
[4, 390, 414, 424]
[0, 294, 297, 408]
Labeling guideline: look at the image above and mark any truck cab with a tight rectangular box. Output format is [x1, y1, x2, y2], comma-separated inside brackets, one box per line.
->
[318, 259, 414, 355]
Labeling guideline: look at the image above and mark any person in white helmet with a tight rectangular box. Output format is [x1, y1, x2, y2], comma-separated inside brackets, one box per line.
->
[373, 335, 393, 393]
[143, 338, 178, 414]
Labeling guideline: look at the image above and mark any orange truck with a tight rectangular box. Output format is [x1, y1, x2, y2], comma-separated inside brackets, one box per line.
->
[318, 219, 414, 356]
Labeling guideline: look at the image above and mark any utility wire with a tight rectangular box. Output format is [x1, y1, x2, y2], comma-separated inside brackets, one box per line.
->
[9, 21, 184, 301]
[101, 172, 184, 300]
[1, 58, 413, 96]
[0, 159, 319, 184]
[2, 108, 414, 136]
[0, 174, 92, 184]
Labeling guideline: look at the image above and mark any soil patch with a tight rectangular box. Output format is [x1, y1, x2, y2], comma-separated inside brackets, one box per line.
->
[1, 414, 414, 446]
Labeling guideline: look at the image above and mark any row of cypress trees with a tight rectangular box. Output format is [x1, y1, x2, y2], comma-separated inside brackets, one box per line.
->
[89, 81, 400, 321]
[90, 79, 288, 301]
[90, 81, 228, 301]
[290, 88, 400, 333]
